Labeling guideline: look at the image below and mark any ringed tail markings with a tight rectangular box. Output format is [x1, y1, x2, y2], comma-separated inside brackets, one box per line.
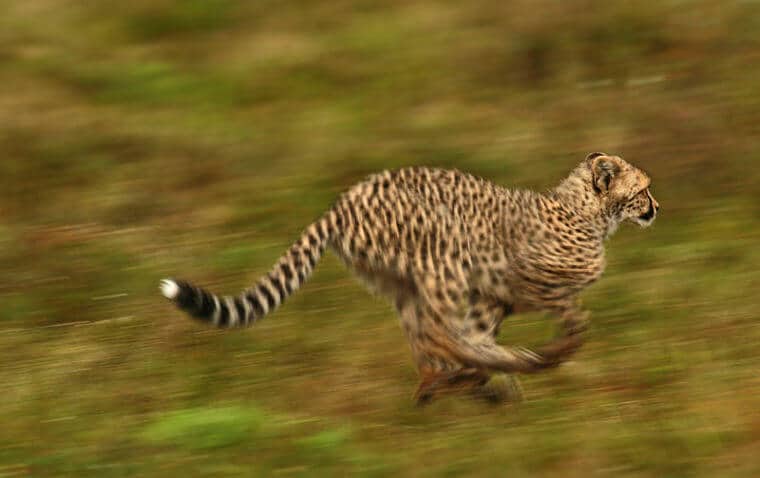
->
[160, 213, 334, 327]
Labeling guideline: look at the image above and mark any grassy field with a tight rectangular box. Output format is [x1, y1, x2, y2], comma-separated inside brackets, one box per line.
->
[2, 1, 760, 476]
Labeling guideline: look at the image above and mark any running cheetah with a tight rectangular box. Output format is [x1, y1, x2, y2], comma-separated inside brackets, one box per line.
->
[161, 152, 658, 404]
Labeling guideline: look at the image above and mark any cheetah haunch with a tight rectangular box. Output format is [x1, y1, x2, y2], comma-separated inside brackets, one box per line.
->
[161, 153, 658, 404]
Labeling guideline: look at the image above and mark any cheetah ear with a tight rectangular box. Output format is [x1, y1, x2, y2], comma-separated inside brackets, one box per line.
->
[588, 154, 619, 194]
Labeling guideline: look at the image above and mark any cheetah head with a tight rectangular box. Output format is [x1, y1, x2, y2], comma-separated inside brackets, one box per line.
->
[586, 152, 659, 229]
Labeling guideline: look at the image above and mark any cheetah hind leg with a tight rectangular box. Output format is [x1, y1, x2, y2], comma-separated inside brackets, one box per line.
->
[392, 293, 486, 405]
[414, 367, 490, 406]
[472, 374, 524, 403]
[460, 294, 523, 403]
[413, 368, 523, 405]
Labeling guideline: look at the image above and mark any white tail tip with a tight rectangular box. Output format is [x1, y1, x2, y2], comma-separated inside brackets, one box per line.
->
[160, 279, 180, 300]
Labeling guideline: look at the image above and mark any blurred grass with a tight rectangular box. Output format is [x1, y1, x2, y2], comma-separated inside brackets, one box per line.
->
[1, 0, 760, 476]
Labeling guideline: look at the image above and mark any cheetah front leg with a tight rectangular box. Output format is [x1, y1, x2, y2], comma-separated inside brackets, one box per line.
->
[531, 300, 590, 369]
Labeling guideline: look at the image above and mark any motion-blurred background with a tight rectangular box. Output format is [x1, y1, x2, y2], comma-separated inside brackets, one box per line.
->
[1, 1, 759, 476]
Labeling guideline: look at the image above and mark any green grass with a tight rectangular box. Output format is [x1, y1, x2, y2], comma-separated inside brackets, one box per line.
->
[1, 0, 760, 476]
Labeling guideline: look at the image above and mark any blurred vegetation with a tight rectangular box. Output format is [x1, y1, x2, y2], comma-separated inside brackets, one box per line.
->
[1, 0, 759, 476]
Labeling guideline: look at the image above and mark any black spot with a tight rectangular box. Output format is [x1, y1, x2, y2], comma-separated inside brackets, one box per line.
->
[282, 278, 294, 295]
[173, 281, 194, 309]
[218, 303, 229, 327]
[316, 222, 327, 240]
[171, 280, 192, 305]
[280, 263, 294, 281]
[195, 289, 216, 319]
[304, 248, 316, 267]
[258, 284, 276, 310]
[233, 298, 247, 324]
[346, 205, 357, 226]
[268, 273, 286, 299]
[245, 292, 265, 318]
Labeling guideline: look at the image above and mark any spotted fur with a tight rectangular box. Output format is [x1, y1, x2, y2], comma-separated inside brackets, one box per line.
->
[162, 152, 658, 404]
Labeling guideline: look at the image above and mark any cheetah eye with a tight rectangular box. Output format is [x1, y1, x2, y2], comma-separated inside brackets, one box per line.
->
[628, 188, 648, 201]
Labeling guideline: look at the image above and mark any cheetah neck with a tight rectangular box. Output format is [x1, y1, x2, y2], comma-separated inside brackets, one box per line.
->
[550, 162, 618, 240]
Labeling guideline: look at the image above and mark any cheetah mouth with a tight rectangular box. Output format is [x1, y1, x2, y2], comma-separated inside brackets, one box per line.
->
[635, 205, 656, 226]
[639, 207, 655, 222]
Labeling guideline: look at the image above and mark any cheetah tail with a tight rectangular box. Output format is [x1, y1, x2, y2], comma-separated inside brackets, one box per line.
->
[160, 212, 335, 328]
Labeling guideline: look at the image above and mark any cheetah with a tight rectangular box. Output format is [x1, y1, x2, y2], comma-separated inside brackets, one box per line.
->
[161, 152, 658, 404]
